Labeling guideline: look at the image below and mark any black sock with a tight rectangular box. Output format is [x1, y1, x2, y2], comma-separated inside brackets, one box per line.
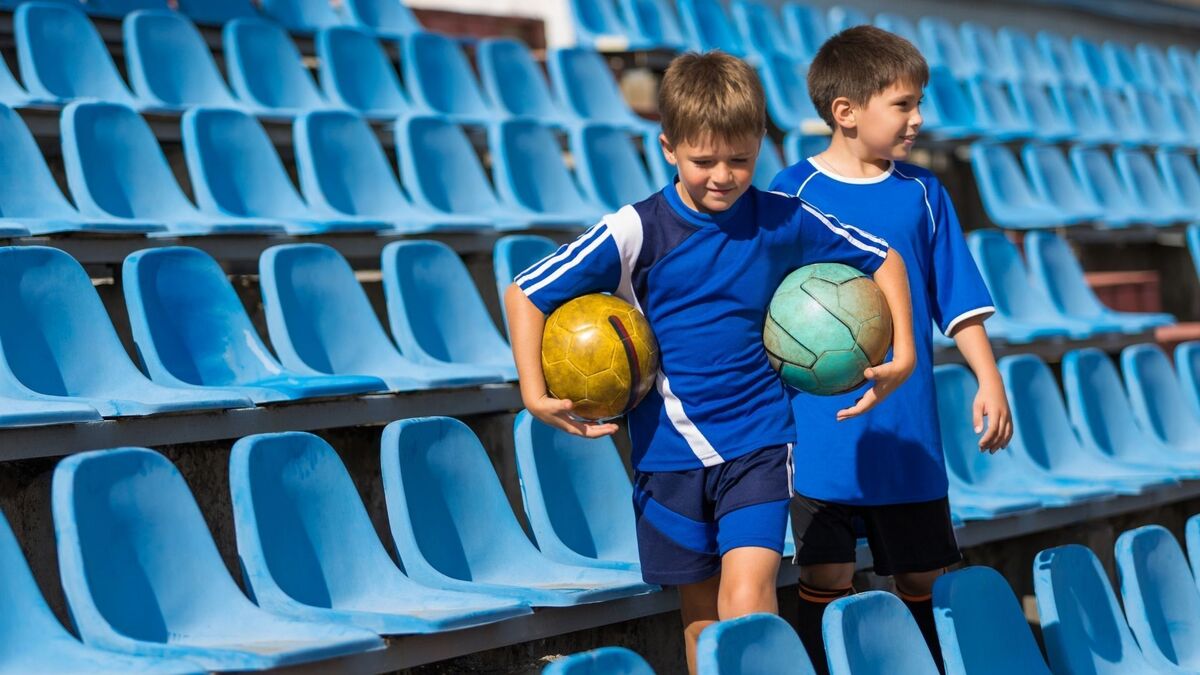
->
[795, 580, 853, 675]
[900, 592, 945, 675]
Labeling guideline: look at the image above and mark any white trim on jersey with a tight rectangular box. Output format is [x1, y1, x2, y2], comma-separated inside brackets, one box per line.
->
[658, 372, 724, 467]
[892, 165, 937, 235]
[806, 157, 895, 184]
[790, 168, 821, 198]
[515, 222, 609, 287]
[945, 306, 997, 337]
[799, 201, 888, 259]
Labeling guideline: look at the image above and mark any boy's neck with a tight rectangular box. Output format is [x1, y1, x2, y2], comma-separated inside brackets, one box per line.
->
[813, 133, 893, 179]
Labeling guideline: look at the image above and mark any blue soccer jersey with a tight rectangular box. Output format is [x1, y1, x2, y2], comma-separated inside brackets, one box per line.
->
[770, 159, 994, 505]
[517, 183, 888, 472]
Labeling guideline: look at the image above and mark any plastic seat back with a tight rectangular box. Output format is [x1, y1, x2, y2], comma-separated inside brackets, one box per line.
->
[1168, 46, 1200, 91]
[1137, 43, 1183, 91]
[825, 5, 868, 33]
[1038, 30, 1091, 86]
[1062, 349, 1160, 464]
[1159, 148, 1200, 214]
[968, 143, 1056, 228]
[0, 104, 92, 225]
[760, 54, 821, 131]
[1073, 37, 1115, 87]
[404, 31, 495, 123]
[1011, 80, 1073, 140]
[316, 26, 410, 117]
[618, 0, 687, 52]
[397, 114, 505, 217]
[1095, 86, 1148, 145]
[383, 240, 515, 376]
[1115, 525, 1200, 671]
[1128, 87, 1184, 146]
[1022, 143, 1102, 221]
[124, 10, 239, 110]
[550, 47, 643, 127]
[514, 411, 638, 565]
[345, 0, 422, 37]
[925, 66, 978, 132]
[1024, 231, 1109, 319]
[494, 235, 557, 326]
[1051, 83, 1113, 144]
[544, 647, 655, 675]
[780, 2, 828, 61]
[491, 118, 597, 218]
[678, 0, 746, 56]
[1122, 343, 1200, 447]
[1115, 147, 1186, 223]
[874, 13, 920, 46]
[824, 591, 941, 675]
[920, 16, 977, 78]
[176, 0, 257, 25]
[477, 37, 565, 123]
[933, 567, 1053, 675]
[696, 613, 816, 675]
[968, 230, 1067, 323]
[1000, 354, 1096, 473]
[1034, 544, 1158, 675]
[294, 110, 413, 220]
[260, 0, 345, 32]
[1175, 341, 1200, 420]
[1163, 91, 1200, 146]
[999, 27, 1058, 85]
[15, 2, 136, 105]
[224, 18, 329, 114]
[967, 75, 1031, 137]
[961, 22, 1018, 82]
[1103, 41, 1143, 88]
[568, 0, 633, 50]
[731, 0, 791, 59]
[1070, 145, 1141, 222]
[572, 124, 657, 210]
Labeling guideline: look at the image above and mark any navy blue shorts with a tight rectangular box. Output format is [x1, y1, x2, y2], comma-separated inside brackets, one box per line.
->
[632, 444, 794, 586]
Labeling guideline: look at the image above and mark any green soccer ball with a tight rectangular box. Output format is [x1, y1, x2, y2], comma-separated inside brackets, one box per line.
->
[764, 263, 893, 395]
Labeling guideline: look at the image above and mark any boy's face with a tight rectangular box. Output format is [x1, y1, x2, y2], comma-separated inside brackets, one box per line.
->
[660, 132, 761, 215]
[850, 81, 924, 161]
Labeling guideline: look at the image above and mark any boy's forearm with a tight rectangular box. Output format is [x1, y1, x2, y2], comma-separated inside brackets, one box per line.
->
[873, 250, 915, 366]
[952, 320, 1001, 386]
[505, 283, 549, 404]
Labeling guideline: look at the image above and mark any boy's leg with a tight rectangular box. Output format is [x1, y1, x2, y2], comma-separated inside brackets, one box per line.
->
[718, 546, 781, 617]
[679, 573, 721, 675]
[789, 495, 860, 675]
[895, 568, 947, 674]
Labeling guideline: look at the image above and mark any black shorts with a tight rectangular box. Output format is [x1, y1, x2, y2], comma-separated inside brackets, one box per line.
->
[788, 493, 961, 577]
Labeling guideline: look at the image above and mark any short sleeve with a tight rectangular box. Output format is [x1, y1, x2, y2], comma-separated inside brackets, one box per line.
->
[516, 222, 624, 315]
[793, 199, 889, 275]
[927, 184, 995, 335]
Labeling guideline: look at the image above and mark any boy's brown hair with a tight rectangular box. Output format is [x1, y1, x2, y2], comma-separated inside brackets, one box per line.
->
[658, 51, 766, 146]
[807, 25, 929, 129]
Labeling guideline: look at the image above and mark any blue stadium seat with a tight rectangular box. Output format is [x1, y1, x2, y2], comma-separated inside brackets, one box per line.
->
[1115, 525, 1200, 673]
[259, 0, 345, 32]
[1137, 43, 1185, 92]
[14, 2, 137, 106]
[490, 119, 606, 229]
[921, 67, 982, 140]
[1049, 83, 1114, 145]
[1168, 45, 1200, 91]
[1094, 86, 1151, 145]
[1126, 87, 1187, 147]
[1037, 30, 1092, 86]
[935, 364, 1113, 507]
[182, 107, 389, 234]
[966, 76, 1034, 140]
[175, 0, 258, 25]
[1103, 41, 1144, 88]
[316, 27, 410, 119]
[398, 113, 571, 230]
[968, 143, 1064, 229]
[124, 246, 387, 403]
[783, 131, 830, 165]
[294, 110, 489, 233]
[568, 0, 642, 52]
[1162, 149, 1200, 219]
[642, 127, 675, 187]
[731, 0, 793, 61]
[1190, 224, 1200, 286]
[0, 104, 142, 235]
[825, 5, 869, 33]
[1024, 231, 1173, 333]
[493, 234, 557, 329]
[549, 47, 657, 133]
[404, 31, 499, 126]
[1062, 348, 1200, 479]
[933, 567, 1053, 675]
[514, 411, 641, 571]
[0, 508, 203, 674]
[571, 123, 658, 211]
[61, 101, 284, 236]
[82, 0, 169, 18]
[960, 22, 1018, 82]
[1069, 145, 1149, 228]
[759, 54, 823, 132]
[477, 37, 572, 128]
[618, 0, 688, 52]
[123, 10, 242, 112]
[1174, 341, 1200, 422]
[1009, 80, 1074, 141]
[1114, 147, 1191, 225]
[1162, 91, 1200, 149]
[53, 447, 384, 670]
[1072, 36, 1116, 88]
[0, 392, 99, 427]
[224, 18, 333, 116]
[874, 13, 921, 46]
[999, 27, 1059, 85]
[1189, 515, 1200, 583]
[259, 243, 503, 389]
[696, 613, 816, 675]
[1022, 143, 1104, 223]
[381, 417, 656, 605]
[345, 0, 422, 38]
[0, 246, 250, 416]
[755, 137, 785, 191]
[823, 591, 941, 675]
[544, 647, 656, 675]
[780, 2, 829, 62]
[1123, 343, 1200, 457]
[1033, 544, 1160, 675]
[1001, 353, 1176, 493]
[677, 0, 747, 57]
[383, 240, 517, 380]
[920, 16, 978, 79]
[0, 45, 31, 108]
[229, 431, 531, 633]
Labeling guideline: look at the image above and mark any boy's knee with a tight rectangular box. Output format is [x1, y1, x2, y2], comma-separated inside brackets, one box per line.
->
[894, 568, 945, 598]
[799, 562, 856, 591]
[719, 576, 777, 615]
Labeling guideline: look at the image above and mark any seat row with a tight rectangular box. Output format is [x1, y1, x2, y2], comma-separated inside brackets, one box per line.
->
[0, 416, 659, 672]
[559, 516, 1200, 675]
[0, 0, 421, 34]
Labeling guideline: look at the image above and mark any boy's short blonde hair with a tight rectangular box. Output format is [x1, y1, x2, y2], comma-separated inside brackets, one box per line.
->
[808, 25, 929, 129]
[658, 51, 766, 146]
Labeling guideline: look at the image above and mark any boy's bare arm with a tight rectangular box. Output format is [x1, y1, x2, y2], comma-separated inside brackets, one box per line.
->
[951, 318, 1012, 452]
[505, 283, 620, 438]
[837, 249, 916, 421]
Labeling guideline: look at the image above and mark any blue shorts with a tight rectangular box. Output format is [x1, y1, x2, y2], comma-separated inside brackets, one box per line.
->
[632, 444, 794, 585]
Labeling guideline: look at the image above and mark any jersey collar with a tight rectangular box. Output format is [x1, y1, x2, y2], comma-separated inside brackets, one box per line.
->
[663, 179, 750, 228]
[806, 158, 895, 184]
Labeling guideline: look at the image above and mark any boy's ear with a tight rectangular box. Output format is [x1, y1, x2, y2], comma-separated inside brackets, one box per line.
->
[659, 133, 678, 167]
[830, 96, 857, 130]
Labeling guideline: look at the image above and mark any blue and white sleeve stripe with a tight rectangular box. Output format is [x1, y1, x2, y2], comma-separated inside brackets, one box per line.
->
[516, 222, 624, 314]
